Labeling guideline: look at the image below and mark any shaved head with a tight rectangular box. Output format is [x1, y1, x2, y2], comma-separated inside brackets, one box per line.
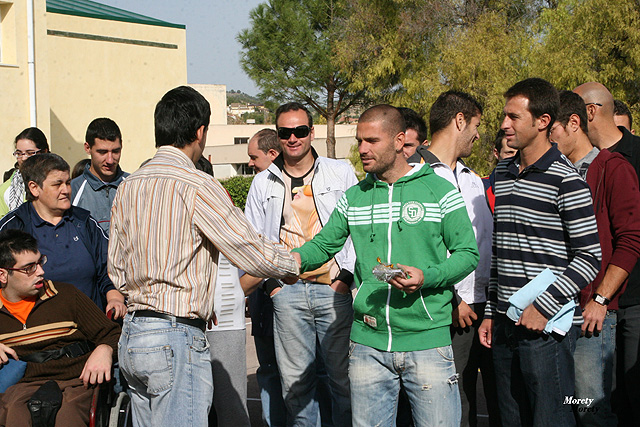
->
[359, 105, 406, 137]
[573, 82, 624, 149]
[573, 82, 615, 116]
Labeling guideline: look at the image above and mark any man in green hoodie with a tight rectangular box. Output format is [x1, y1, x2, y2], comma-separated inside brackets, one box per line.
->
[292, 104, 479, 426]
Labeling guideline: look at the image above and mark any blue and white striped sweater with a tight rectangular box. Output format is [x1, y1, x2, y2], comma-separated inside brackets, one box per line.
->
[486, 144, 601, 324]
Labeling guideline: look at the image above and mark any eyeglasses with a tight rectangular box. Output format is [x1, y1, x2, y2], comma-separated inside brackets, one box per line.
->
[13, 149, 42, 159]
[550, 124, 563, 134]
[4, 255, 47, 276]
[585, 103, 603, 107]
[277, 125, 311, 140]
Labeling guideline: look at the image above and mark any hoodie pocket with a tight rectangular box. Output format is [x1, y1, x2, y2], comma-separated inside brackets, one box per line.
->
[352, 281, 388, 331]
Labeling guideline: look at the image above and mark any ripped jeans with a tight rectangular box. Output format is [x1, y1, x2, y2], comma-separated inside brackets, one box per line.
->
[348, 341, 461, 427]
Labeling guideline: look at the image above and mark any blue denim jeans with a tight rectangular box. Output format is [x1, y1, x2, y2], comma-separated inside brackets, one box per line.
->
[349, 342, 461, 427]
[118, 313, 213, 427]
[573, 310, 617, 426]
[614, 303, 640, 425]
[255, 334, 288, 427]
[492, 314, 579, 427]
[272, 281, 353, 427]
[450, 302, 500, 427]
[254, 334, 334, 427]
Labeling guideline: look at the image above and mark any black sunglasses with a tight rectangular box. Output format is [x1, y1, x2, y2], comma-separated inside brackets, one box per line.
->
[277, 125, 311, 140]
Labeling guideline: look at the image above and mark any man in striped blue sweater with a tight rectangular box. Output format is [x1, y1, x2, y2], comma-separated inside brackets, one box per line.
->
[478, 78, 601, 426]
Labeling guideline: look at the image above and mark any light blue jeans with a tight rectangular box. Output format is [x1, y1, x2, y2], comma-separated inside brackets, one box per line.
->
[349, 342, 461, 427]
[254, 334, 288, 427]
[118, 313, 213, 427]
[272, 281, 353, 426]
[574, 310, 617, 426]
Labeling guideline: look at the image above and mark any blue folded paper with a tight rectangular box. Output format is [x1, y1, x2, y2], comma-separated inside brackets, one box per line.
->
[0, 358, 27, 393]
[506, 268, 576, 336]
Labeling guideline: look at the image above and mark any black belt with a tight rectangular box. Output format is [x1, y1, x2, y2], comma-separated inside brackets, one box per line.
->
[21, 341, 93, 363]
[134, 310, 206, 333]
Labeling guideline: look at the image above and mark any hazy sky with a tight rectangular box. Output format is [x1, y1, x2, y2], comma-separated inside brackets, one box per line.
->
[98, 0, 264, 95]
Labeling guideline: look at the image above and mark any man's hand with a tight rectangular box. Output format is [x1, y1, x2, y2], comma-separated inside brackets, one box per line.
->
[270, 286, 282, 297]
[283, 252, 301, 285]
[208, 312, 218, 329]
[581, 300, 607, 336]
[282, 275, 299, 285]
[292, 252, 301, 267]
[452, 301, 478, 328]
[478, 318, 493, 348]
[105, 289, 127, 319]
[0, 343, 18, 365]
[516, 304, 548, 333]
[330, 279, 350, 295]
[79, 344, 113, 388]
[389, 264, 424, 294]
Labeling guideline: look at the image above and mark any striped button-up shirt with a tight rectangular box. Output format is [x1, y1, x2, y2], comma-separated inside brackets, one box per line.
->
[108, 146, 298, 321]
[486, 144, 601, 324]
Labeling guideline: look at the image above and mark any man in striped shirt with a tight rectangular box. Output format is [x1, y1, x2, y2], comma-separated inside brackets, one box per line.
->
[108, 86, 299, 427]
[478, 78, 601, 426]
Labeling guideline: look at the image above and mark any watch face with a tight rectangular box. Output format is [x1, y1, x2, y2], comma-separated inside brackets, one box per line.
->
[594, 294, 608, 305]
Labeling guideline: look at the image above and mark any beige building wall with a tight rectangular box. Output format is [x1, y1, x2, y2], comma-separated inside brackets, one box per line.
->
[190, 84, 227, 125]
[46, 12, 187, 173]
[0, 0, 50, 174]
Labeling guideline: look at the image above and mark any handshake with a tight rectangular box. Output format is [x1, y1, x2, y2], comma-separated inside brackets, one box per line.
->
[239, 252, 301, 296]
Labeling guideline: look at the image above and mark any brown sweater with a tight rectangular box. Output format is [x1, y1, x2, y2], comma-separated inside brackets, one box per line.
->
[0, 281, 120, 382]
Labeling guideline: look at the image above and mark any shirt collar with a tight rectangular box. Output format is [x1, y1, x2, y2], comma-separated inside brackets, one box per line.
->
[154, 146, 197, 168]
[611, 126, 635, 157]
[506, 143, 560, 177]
[83, 164, 126, 190]
[29, 202, 72, 227]
[407, 145, 471, 173]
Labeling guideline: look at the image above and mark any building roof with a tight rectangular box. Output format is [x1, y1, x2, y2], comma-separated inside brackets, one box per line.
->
[46, 0, 186, 29]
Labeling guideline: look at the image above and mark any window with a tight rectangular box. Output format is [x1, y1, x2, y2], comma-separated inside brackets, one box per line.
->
[234, 137, 249, 145]
[236, 163, 254, 176]
[0, 1, 16, 65]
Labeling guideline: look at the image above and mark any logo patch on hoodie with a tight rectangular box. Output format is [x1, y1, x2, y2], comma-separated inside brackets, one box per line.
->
[401, 201, 424, 225]
[364, 315, 377, 328]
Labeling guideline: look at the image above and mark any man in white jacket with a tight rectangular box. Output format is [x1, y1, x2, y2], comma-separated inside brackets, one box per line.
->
[245, 102, 357, 426]
[407, 91, 498, 427]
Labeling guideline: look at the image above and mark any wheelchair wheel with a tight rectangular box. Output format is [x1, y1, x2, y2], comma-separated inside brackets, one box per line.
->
[108, 392, 132, 427]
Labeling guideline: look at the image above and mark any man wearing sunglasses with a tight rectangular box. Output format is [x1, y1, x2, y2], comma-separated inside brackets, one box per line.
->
[245, 102, 358, 426]
[0, 229, 120, 426]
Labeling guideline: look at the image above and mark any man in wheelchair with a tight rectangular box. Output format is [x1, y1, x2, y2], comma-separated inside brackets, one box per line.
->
[0, 229, 120, 426]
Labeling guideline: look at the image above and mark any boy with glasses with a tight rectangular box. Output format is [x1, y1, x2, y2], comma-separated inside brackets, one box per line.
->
[0, 229, 120, 426]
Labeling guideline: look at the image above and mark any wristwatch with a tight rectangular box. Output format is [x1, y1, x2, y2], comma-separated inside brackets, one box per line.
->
[593, 293, 610, 306]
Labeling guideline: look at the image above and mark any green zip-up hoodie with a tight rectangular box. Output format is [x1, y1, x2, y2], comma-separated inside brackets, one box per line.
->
[293, 163, 479, 352]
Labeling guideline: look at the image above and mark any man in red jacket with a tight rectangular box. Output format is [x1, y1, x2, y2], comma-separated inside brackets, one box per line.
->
[551, 90, 640, 426]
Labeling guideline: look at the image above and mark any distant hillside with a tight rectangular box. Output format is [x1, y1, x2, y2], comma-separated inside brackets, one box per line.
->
[227, 90, 262, 105]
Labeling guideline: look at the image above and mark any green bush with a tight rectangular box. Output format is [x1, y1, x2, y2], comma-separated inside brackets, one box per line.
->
[220, 175, 254, 210]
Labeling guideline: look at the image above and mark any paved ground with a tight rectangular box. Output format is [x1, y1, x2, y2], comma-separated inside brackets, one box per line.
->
[244, 321, 490, 427]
